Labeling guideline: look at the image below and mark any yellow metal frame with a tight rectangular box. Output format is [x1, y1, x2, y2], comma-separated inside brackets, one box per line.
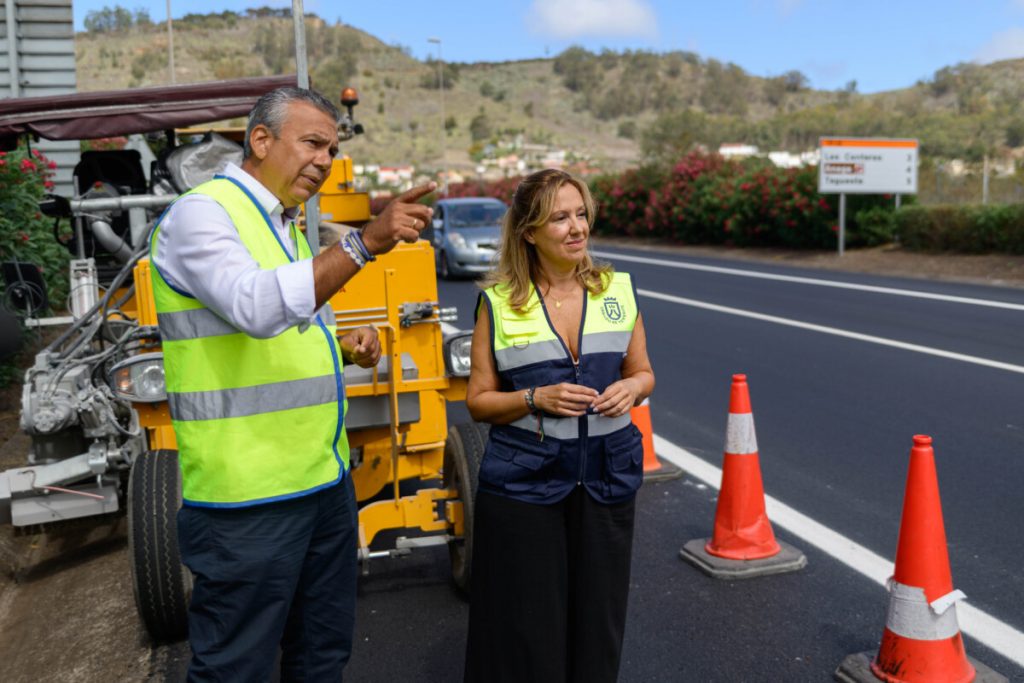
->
[132, 216, 468, 560]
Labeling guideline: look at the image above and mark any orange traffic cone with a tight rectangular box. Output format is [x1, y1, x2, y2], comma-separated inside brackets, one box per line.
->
[631, 399, 683, 483]
[835, 435, 1007, 683]
[679, 374, 805, 579]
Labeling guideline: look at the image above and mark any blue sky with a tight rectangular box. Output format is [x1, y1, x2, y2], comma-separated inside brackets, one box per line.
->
[74, 0, 1024, 93]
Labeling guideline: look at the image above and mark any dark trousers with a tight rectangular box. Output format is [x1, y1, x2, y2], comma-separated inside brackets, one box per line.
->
[178, 476, 358, 682]
[464, 487, 636, 683]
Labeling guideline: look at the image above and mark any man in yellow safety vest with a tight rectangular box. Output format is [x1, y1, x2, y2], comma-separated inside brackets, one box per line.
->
[150, 86, 435, 681]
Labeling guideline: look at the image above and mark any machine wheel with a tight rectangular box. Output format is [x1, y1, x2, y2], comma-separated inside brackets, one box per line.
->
[128, 449, 191, 642]
[444, 421, 489, 593]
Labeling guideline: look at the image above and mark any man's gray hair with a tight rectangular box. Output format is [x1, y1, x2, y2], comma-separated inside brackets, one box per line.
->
[243, 87, 341, 159]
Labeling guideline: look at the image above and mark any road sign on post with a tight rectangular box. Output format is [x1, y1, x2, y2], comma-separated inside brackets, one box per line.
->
[818, 137, 918, 256]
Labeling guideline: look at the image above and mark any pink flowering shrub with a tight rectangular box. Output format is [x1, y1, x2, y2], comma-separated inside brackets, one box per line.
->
[589, 151, 897, 248]
[0, 147, 71, 310]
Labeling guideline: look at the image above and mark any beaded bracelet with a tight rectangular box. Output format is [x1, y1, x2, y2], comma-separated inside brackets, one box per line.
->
[349, 229, 376, 262]
[339, 232, 367, 268]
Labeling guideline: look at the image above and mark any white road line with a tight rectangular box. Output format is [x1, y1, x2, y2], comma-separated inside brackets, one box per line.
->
[594, 250, 1024, 311]
[653, 434, 1024, 668]
[639, 289, 1024, 375]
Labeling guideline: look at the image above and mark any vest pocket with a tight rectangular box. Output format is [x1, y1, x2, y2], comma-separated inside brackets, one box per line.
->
[481, 428, 559, 494]
[602, 424, 644, 498]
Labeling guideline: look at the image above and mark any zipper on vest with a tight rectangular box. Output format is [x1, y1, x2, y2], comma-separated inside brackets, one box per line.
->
[575, 357, 586, 486]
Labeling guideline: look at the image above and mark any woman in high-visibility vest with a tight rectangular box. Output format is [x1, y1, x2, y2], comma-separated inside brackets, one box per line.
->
[463, 168, 655, 683]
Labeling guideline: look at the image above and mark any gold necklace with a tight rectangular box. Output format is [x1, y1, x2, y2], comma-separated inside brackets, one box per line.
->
[545, 285, 575, 309]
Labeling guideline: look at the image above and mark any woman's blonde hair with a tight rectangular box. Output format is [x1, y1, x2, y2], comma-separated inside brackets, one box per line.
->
[482, 168, 613, 313]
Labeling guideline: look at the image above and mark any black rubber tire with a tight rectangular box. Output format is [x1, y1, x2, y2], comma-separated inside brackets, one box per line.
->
[128, 449, 191, 642]
[444, 421, 489, 593]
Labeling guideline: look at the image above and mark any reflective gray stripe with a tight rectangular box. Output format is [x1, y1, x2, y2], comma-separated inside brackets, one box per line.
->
[725, 412, 758, 455]
[495, 338, 564, 371]
[585, 331, 632, 354]
[494, 331, 631, 372]
[591, 412, 632, 436]
[158, 308, 239, 341]
[508, 411, 632, 440]
[885, 579, 965, 640]
[510, 412, 577, 439]
[168, 374, 338, 421]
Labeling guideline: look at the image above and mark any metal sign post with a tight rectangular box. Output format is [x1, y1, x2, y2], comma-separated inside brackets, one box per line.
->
[292, 0, 322, 256]
[838, 193, 846, 257]
[819, 137, 919, 256]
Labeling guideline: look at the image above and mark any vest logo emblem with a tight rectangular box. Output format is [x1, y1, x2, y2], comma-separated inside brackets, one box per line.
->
[601, 297, 624, 323]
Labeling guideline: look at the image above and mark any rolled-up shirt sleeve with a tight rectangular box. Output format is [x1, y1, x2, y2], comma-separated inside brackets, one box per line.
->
[153, 194, 316, 339]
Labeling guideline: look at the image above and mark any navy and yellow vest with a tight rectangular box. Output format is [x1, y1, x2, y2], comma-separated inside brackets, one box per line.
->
[150, 176, 349, 508]
[479, 272, 643, 504]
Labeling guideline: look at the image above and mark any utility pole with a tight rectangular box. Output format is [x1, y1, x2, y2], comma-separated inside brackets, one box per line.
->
[166, 0, 175, 84]
[427, 37, 447, 195]
[292, 0, 320, 255]
[982, 155, 990, 205]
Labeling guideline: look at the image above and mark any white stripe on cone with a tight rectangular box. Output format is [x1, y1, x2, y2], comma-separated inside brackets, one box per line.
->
[724, 412, 758, 455]
[885, 578, 966, 641]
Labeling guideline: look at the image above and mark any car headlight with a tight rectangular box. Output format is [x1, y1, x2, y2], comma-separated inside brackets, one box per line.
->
[109, 352, 167, 403]
[443, 332, 473, 377]
[449, 231, 467, 248]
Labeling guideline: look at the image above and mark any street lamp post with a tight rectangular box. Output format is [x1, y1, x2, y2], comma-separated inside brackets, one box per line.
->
[166, 0, 175, 84]
[427, 37, 448, 195]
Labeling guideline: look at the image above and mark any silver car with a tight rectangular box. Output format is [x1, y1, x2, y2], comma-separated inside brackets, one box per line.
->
[427, 197, 507, 279]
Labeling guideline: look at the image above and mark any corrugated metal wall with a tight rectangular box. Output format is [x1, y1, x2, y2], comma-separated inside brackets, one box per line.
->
[1, 0, 80, 195]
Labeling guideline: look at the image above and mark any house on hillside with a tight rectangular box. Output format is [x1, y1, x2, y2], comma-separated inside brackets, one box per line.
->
[719, 143, 759, 159]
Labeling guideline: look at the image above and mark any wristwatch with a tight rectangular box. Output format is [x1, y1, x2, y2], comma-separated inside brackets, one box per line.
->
[525, 387, 537, 412]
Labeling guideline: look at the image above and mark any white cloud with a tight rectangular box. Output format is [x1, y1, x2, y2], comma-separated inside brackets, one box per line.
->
[975, 27, 1024, 64]
[527, 0, 658, 40]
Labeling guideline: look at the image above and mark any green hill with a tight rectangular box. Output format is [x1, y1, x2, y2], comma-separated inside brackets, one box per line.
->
[73, 8, 1024, 171]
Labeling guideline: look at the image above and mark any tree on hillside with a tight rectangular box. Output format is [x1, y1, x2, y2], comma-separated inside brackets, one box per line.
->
[553, 46, 601, 93]
[470, 108, 492, 142]
[84, 5, 136, 33]
[700, 60, 749, 116]
[421, 58, 459, 89]
[641, 110, 710, 166]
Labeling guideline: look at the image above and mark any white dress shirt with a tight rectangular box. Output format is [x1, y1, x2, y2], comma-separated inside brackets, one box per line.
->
[152, 163, 316, 339]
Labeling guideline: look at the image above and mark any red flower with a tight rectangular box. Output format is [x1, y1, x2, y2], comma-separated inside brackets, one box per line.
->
[31, 149, 41, 158]
[0, 159, 6, 167]
[18, 232, 29, 242]
[20, 158, 37, 172]
[44, 180, 55, 190]
[830, 224, 839, 232]
[47, 160, 57, 170]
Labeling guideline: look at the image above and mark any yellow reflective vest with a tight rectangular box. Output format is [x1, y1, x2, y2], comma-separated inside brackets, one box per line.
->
[150, 176, 349, 507]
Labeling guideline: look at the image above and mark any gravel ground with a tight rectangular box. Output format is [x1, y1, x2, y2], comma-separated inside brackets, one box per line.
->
[0, 242, 1020, 682]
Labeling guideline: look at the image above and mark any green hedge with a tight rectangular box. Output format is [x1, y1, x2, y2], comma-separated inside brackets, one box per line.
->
[896, 204, 1024, 253]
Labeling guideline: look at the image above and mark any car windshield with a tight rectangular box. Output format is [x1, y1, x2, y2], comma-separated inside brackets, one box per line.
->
[447, 203, 506, 228]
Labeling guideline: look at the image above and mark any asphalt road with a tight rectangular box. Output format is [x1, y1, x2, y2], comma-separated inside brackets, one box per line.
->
[159, 248, 1024, 681]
